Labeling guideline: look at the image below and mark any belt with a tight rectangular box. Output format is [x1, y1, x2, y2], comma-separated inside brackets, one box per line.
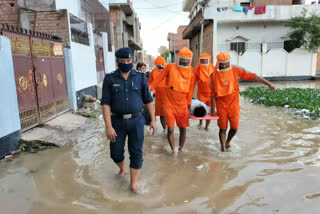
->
[111, 111, 142, 119]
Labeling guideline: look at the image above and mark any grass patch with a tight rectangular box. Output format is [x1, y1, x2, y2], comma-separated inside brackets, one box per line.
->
[240, 87, 320, 119]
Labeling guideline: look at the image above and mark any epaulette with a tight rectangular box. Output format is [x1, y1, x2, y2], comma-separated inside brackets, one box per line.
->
[106, 71, 115, 75]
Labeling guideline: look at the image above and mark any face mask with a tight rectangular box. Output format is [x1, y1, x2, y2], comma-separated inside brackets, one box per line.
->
[118, 62, 133, 73]
[156, 65, 164, 70]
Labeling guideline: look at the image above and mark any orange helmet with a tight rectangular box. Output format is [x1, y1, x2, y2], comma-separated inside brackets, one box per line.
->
[154, 56, 167, 66]
[216, 52, 231, 71]
[177, 47, 193, 68]
[179, 47, 193, 58]
[216, 52, 230, 62]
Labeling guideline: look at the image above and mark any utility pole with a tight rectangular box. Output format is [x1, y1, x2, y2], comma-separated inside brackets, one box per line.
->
[170, 33, 177, 63]
[199, 0, 208, 55]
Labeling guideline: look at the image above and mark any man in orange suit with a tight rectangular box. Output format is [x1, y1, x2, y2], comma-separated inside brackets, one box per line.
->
[148, 56, 167, 131]
[150, 47, 195, 152]
[194, 53, 214, 130]
[211, 52, 276, 152]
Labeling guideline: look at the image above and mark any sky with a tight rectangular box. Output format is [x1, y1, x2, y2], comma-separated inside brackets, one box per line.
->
[107, 0, 190, 57]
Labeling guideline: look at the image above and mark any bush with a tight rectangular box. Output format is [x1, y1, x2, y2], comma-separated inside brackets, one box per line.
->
[240, 87, 320, 119]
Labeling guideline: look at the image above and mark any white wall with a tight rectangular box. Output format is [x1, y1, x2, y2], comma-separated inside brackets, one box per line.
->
[55, 0, 82, 18]
[287, 49, 313, 76]
[238, 50, 262, 76]
[102, 32, 116, 74]
[217, 22, 289, 45]
[265, 49, 287, 77]
[70, 23, 97, 91]
[0, 36, 21, 137]
[227, 48, 315, 78]
[204, 5, 320, 23]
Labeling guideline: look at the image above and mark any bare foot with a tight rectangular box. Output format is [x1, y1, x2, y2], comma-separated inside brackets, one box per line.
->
[205, 127, 209, 131]
[119, 168, 127, 176]
[130, 185, 140, 194]
[221, 147, 226, 152]
[226, 142, 231, 149]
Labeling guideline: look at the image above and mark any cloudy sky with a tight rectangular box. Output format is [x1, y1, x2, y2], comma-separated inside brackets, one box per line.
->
[108, 0, 189, 57]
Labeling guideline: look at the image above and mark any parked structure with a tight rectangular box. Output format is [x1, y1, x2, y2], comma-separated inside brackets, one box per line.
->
[109, 0, 143, 66]
[182, 0, 319, 79]
[167, 26, 189, 63]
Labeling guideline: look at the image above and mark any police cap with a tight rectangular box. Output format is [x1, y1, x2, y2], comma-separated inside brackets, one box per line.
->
[115, 47, 133, 59]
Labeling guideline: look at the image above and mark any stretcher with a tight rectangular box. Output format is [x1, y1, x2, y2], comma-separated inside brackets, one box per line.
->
[189, 115, 219, 120]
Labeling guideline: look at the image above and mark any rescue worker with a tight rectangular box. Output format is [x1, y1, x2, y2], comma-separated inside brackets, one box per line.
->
[211, 52, 276, 152]
[148, 56, 167, 131]
[194, 53, 214, 130]
[149, 47, 195, 152]
[101, 47, 156, 194]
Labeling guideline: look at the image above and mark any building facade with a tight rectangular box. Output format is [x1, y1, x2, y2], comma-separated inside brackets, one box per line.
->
[182, 0, 319, 79]
[109, 0, 143, 66]
[167, 26, 189, 63]
[0, 0, 116, 158]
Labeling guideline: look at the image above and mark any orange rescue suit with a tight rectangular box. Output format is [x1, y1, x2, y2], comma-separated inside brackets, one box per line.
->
[148, 56, 167, 116]
[149, 48, 195, 128]
[195, 53, 214, 107]
[211, 52, 256, 130]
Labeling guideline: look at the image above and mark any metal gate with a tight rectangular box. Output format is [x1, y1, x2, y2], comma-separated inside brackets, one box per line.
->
[0, 24, 69, 131]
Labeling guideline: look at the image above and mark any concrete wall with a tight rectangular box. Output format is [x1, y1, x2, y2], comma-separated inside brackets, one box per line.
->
[217, 22, 288, 45]
[102, 32, 116, 74]
[70, 23, 97, 92]
[0, 36, 21, 158]
[226, 48, 316, 78]
[205, 5, 320, 23]
[55, 0, 82, 19]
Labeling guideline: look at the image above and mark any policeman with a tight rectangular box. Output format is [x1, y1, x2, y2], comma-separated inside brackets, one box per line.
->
[101, 47, 156, 194]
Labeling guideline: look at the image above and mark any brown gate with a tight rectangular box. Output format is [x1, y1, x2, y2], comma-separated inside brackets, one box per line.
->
[0, 24, 69, 131]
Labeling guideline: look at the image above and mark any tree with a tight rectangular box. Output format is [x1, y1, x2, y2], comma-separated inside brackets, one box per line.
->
[285, 12, 320, 52]
[161, 50, 170, 62]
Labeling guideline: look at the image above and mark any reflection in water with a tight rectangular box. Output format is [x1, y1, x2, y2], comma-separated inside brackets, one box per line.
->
[1, 81, 320, 214]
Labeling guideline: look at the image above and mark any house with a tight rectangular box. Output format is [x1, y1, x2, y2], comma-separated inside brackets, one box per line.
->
[182, 0, 319, 80]
[0, 0, 116, 158]
[167, 26, 189, 63]
[109, 0, 143, 67]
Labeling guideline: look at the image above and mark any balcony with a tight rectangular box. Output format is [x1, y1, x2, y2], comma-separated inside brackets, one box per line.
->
[204, 5, 320, 23]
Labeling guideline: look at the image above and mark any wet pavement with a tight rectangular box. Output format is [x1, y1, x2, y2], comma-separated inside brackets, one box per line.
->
[1, 81, 320, 214]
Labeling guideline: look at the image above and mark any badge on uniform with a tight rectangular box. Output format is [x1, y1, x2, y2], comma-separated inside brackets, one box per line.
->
[113, 84, 120, 87]
[223, 81, 229, 86]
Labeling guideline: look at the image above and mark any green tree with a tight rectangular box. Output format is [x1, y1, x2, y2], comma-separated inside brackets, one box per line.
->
[161, 50, 170, 62]
[285, 12, 320, 52]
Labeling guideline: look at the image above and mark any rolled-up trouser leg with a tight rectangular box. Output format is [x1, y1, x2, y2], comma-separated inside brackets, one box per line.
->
[127, 115, 145, 169]
[110, 117, 126, 164]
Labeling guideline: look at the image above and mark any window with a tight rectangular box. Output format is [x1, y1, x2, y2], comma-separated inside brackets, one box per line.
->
[70, 14, 90, 46]
[240, 2, 251, 6]
[230, 42, 246, 55]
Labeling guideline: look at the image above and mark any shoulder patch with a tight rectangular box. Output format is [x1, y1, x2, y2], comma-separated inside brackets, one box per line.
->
[106, 71, 115, 75]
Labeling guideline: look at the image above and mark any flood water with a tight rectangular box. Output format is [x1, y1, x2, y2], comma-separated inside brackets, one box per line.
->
[1, 81, 320, 214]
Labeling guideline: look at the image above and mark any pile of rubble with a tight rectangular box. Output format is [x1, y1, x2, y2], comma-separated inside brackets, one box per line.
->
[77, 95, 101, 118]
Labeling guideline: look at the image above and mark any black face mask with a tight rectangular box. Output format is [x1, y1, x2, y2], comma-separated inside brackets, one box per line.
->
[118, 62, 133, 73]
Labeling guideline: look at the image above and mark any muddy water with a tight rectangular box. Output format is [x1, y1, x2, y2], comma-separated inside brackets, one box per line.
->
[1, 81, 320, 214]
